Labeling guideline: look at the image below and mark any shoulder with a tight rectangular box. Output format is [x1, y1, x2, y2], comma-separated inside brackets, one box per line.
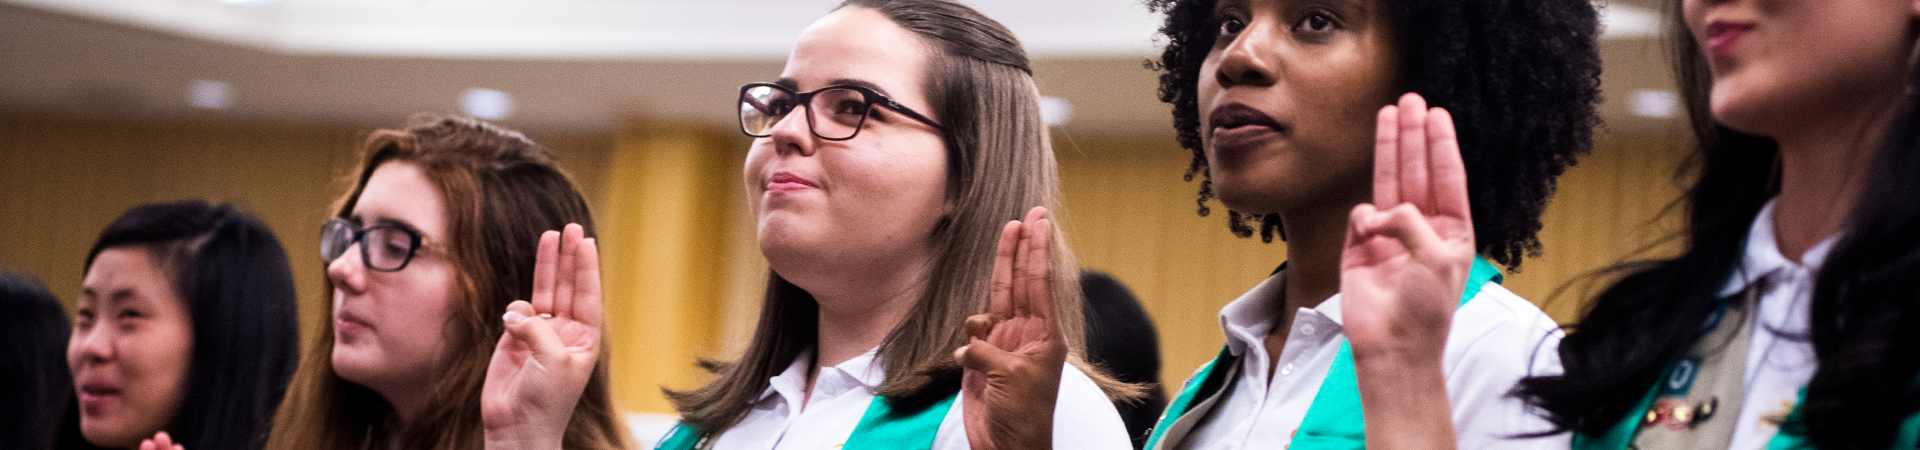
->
[1445, 283, 1564, 375]
[1454, 283, 1562, 339]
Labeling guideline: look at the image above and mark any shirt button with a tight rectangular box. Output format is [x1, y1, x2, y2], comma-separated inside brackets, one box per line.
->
[1281, 363, 1294, 376]
[1301, 324, 1317, 335]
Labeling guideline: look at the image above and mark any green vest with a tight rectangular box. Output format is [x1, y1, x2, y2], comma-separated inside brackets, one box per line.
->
[655, 392, 958, 450]
[1572, 342, 1920, 450]
[1143, 256, 1504, 450]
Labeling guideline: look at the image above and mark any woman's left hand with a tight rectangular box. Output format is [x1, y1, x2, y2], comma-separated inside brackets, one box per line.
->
[482, 223, 603, 450]
[956, 206, 1065, 450]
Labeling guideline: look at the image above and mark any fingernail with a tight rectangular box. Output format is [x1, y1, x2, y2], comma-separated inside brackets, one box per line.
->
[504, 310, 525, 325]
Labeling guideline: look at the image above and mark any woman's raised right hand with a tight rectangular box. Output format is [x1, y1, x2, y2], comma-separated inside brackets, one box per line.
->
[482, 223, 603, 450]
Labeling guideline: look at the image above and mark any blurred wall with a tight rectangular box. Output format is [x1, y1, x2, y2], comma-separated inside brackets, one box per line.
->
[0, 111, 1690, 417]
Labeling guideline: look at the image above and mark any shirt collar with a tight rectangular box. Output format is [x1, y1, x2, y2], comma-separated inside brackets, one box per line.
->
[1217, 268, 1345, 357]
[1718, 200, 1842, 298]
[756, 346, 885, 403]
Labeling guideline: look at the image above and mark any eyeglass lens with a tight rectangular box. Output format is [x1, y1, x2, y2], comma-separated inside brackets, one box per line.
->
[320, 218, 418, 271]
[740, 85, 872, 140]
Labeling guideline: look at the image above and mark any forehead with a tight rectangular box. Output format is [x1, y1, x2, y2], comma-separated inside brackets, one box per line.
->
[352, 161, 449, 240]
[781, 7, 931, 102]
[83, 246, 174, 298]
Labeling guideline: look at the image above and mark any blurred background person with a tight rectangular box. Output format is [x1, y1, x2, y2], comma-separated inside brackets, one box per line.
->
[0, 268, 71, 450]
[1080, 270, 1167, 449]
[63, 200, 300, 450]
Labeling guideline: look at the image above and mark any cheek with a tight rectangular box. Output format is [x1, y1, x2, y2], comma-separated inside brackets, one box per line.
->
[392, 268, 459, 350]
[743, 143, 774, 212]
[1196, 55, 1227, 137]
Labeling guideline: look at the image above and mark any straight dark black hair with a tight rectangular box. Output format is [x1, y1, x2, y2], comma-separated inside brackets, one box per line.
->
[1516, 4, 1920, 447]
[0, 269, 71, 450]
[70, 200, 300, 450]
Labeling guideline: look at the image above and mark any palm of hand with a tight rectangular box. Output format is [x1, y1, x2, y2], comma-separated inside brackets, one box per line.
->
[1340, 94, 1476, 360]
[480, 224, 603, 449]
[483, 312, 600, 428]
[959, 207, 1064, 450]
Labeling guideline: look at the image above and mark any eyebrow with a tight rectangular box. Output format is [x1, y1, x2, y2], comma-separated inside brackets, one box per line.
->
[772, 77, 893, 97]
[78, 286, 136, 307]
[348, 214, 417, 231]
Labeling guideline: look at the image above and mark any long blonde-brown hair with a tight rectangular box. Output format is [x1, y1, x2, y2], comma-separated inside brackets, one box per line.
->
[666, 0, 1139, 435]
[267, 115, 628, 450]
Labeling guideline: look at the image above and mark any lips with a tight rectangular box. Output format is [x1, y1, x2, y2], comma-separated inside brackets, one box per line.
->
[335, 310, 374, 334]
[1208, 103, 1290, 150]
[1704, 21, 1753, 56]
[767, 171, 818, 192]
[76, 378, 122, 414]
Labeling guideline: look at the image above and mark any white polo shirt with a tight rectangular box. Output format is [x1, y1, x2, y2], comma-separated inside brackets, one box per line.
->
[1182, 271, 1568, 450]
[1719, 201, 1832, 450]
[705, 347, 1132, 450]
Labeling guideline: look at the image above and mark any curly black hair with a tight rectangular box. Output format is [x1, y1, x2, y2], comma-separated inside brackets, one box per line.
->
[1148, 0, 1602, 269]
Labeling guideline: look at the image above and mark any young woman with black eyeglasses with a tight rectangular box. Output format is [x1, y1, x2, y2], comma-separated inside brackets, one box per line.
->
[265, 115, 629, 450]
[640, 1, 1142, 449]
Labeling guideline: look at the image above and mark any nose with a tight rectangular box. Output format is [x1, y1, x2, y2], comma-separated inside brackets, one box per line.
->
[69, 321, 112, 369]
[1213, 23, 1278, 89]
[766, 105, 817, 157]
[327, 242, 368, 295]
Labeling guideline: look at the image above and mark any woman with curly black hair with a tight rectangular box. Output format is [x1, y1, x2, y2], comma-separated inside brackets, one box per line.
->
[1137, 0, 1601, 448]
[1516, 0, 1920, 449]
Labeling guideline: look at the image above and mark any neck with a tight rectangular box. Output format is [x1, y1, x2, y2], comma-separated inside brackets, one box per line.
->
[799, 257, 930, 373]
[381, 385, 428, 430]
[1769, 94, 1901, 262]
[1277, 201, 1359, 313]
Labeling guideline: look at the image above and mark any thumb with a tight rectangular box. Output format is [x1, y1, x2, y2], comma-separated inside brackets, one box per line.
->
[957, 337, 1021, 373]
[965, 314, 994, 342]
[504, 303, 566, 366]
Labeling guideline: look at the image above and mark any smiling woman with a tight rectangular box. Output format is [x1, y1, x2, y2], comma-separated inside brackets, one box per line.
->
[64, 200, 299, 450]
[648, 0, 1139, 448]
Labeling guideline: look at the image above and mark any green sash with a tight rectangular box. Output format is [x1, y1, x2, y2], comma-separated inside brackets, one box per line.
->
[1144, 256, 1503, 450]
[1573, 355, 1920, 450]
[654, 393, 959, 450]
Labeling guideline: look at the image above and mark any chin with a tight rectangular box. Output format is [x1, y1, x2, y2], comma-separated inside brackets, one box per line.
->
[1210, 179, 1286, 217]
[81, 420, 141, 449]
[1708, 76, 1778, 136]
[330, 344, 384, 385]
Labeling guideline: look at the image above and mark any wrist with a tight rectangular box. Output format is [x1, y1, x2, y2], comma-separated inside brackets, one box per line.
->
[484, 426, 563, 450]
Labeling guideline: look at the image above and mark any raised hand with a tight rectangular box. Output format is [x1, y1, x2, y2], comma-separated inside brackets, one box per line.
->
[139, 431, 184, 450]
[955, 206, 1066, 450]
[1340, 93, 1473, 449]
[483, 223, 603, 450]
[1342, 92, 1476, 360]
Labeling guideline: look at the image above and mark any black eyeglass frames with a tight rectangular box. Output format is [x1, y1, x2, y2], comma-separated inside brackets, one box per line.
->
[738, 82, 943, 141]
[320, 218, 424, 272]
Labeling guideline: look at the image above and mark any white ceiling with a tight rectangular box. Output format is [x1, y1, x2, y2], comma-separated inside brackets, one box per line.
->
[6, 0, 1173, 59]
[9, 0, 1661, 59]
[0, 0, 1681, 136]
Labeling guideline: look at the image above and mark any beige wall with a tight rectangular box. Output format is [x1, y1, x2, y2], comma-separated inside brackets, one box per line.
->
[0, 112, 1690, 415]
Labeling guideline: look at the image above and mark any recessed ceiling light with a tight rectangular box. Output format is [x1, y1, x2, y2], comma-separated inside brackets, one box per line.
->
[188, 80, 232, 109]
[1601, 4, 1661, 40]
[461, 88, 512, 120]
[1040, 97, 1072, 126]
[1631, 90, 1677, 119]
